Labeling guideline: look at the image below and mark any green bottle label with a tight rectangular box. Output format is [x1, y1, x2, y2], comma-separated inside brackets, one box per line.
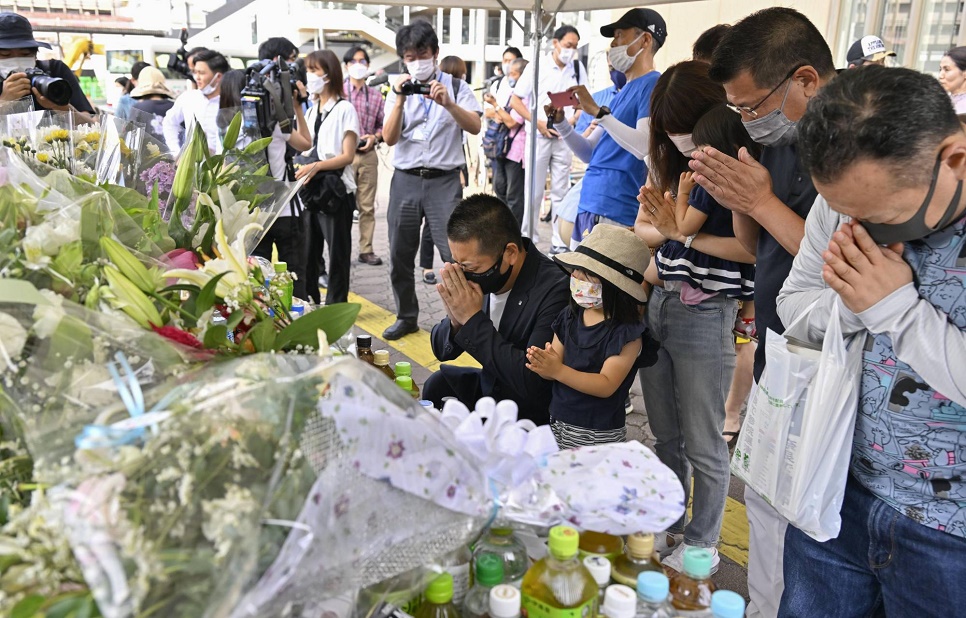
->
[521, 595, 596, 618]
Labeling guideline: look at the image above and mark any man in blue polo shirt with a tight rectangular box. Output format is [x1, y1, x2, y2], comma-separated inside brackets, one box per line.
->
[551, 8, 666, 243]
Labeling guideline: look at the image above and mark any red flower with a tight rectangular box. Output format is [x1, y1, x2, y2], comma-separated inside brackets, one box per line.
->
[152, 325, 204, 349]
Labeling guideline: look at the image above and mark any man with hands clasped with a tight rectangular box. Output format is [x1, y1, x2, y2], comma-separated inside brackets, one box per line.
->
[776, 65, 966, 618]
[381, 19, 482, 341]
[425, 195, 569, 426]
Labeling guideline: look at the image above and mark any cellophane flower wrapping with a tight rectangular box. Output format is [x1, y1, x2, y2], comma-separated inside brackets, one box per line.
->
[94, 115, 146, 188]
[0, 110, 100, 178]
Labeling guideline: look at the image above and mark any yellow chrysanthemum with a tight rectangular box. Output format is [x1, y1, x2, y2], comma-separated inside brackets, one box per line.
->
[36, 152, 49, 163]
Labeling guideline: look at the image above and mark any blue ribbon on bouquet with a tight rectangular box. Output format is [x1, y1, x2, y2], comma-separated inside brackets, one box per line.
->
[75, 351, 176, 449]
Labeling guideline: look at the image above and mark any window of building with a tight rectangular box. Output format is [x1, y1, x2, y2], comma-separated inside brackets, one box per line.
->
[487, 11, 502, 45]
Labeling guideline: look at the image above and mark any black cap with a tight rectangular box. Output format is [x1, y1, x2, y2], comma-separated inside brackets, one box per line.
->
[846, 35, 896, 64]
[0, 12, 51, 50]
[600, 8, 667, 45]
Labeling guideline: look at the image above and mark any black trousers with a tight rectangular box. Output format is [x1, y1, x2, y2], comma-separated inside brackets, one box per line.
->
[423, 365, 485, 410]
[491, 157, 525, 229]
[305, 200, 353, 305]
[252, 214, 307, 300]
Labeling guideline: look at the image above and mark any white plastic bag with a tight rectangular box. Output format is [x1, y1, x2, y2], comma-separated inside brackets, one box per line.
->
[732, 300, 864, 541]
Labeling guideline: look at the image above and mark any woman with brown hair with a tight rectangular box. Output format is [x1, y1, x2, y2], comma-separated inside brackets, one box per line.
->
[633, 60, 756, 572]
[297, 49, 360, 305]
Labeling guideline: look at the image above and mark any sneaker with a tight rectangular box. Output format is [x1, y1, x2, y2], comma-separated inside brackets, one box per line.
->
[548, 245, 570, 256]
[624, 396, 634, 415]
[352, 210, 360, 223]
[662, 543, 719, 575]
[653, 531, 684, 558]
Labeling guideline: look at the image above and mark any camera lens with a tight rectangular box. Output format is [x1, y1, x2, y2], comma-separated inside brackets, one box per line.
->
[31, 75, 71, 106]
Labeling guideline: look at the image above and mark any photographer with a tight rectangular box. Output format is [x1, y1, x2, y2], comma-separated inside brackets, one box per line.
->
[243, 39, 313, 300]
[381, 19, 482, 340]
[0, 12, 95, 119]
[162, 49, 228, 154]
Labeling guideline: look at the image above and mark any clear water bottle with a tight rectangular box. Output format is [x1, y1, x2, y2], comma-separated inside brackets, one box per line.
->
[473, 525, 530, 588]
[583, 555, 611, 610]
[710, 590, 745, 618]
[601, 585, 637, 618]
[636, 572, 676, 618]
[463, 553, 504, 618]
[489, 585, 521, 618]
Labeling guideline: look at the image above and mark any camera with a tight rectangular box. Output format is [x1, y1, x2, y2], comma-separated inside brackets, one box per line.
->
[167, 28, 192, 80]
[240, 58, 301, 138]
[398, 80, 433, 96]
[0, 65, 72, 106]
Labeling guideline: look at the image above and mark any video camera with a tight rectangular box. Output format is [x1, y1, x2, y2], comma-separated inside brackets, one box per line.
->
[398, 80, 432, 96]
[167, 28, 193, 81]
[23, 67, 71, 106]
[240, 57, 304, 138]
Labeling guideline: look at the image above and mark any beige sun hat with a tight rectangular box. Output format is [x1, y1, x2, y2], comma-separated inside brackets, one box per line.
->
[130, 66, 175, 99]
[554, 225, 651, 303]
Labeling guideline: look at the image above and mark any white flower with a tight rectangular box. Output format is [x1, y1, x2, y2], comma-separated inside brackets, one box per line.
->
[165, 219, 260, 302]
[0, 312, 27, 371]
[21, 218, 79, 270]
[31, 290, 65, 339]
[210, 185, 260, 243]
[201, 484, 259, 560]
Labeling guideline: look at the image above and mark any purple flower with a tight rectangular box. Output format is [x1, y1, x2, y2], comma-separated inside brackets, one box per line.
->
[446, 485, 457, 499]
[622, 460, 633, 469]
[615, 504, 631, 515]
[387, 440, 405, 459]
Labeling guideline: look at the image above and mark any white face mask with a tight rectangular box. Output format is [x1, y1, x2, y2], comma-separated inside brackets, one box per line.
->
[347, 62, 368, 81]
[0, 57, 35, 77]
[406, 58, 436, 82]
[669, 133, 697, 157]
[607, 32, 645, 74]
[306, 73, 328, 94]
[570, 276, 603, 309]
[200, 74, 221, 96]
[557, 47, 577, 65]
[501, 62, 511, 77]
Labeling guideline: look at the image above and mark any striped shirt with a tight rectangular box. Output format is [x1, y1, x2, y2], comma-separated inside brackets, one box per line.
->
[551, 419, 626, 449]
[345, 80, 385, 138]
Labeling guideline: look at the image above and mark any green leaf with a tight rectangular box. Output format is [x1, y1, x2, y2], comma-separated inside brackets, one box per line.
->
[203, 324, 228, 349]
[11, 594, 44, 618]
[274, 303, 360, 351]
[195, 271, 229, 315]
[242, 137, 273, 155]
[225, 309, 244, 331]
[253, 164, 271, 176]
[247, 318, 277, 352]
[222, 111, 242, 151]
[44, 593, 95, 618]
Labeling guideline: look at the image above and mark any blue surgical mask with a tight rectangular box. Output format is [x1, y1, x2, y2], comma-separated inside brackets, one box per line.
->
[610, 69, 627, 91]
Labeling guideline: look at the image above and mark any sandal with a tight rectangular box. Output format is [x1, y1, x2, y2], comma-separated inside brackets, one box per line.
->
[422, 270, 437, 285]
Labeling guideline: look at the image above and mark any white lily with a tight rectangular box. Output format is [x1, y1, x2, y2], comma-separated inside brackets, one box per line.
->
[21, 217, 80, 270]
[164, 219, 262, 302]
[212, 185, 261, 243]
[0, 311, 27, 371]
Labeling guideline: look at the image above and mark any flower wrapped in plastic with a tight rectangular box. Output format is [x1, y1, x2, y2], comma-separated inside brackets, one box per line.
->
[0, 109, 99, 178]
[94, 115, 147, 188]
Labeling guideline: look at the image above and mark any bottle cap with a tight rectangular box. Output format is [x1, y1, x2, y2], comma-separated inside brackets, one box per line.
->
[490, 526, 513, 536]
[374, 350, 390, 366]
[274, 261, 287, 273]
[489, 584, 521, 618]
[475, 553, 504, 587]
[396, 376, 414, 391]
[602, 585, 636, 618]
[582, 555, 611, 587]
[425, 572, 454, 604]
[625, 533, 655, 559]
[711, 590, 746, 618]
[547, 526, 580, 560]
[636, 571, 669, 604]
[682, 546, 714, 579]
[357, 334, 372, 349]
[419, 400, 434, 408]
[394, 361, 412, 377]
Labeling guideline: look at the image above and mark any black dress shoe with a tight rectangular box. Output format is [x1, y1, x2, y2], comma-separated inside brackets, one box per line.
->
[358, 252, 383, 266]
[383, 319, 419, 340]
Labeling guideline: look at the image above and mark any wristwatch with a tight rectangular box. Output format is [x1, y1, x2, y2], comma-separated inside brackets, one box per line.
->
[595, 106, 611, 120]
[684, 234, 697, 249]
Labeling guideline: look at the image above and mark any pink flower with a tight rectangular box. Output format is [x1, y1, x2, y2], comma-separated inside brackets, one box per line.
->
[164, 249, 200, 271]
[152, 325, 204, 349]
[387, 440, 405, 459]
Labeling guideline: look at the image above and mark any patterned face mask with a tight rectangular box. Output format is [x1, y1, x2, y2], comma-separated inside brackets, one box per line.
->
[570, 276, 603, 309]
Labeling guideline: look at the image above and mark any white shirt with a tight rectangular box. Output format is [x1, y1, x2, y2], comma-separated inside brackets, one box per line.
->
[303, 97, 361, 195]
[162, 90, 222, 155]
[489, 290, 512, 331]
[495, 76, 514, 108]
[512, 53, 587, 121]
[385, 70, 483, 171]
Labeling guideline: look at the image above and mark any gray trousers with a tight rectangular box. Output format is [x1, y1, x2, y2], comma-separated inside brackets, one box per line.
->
[387, 170, 462, 320]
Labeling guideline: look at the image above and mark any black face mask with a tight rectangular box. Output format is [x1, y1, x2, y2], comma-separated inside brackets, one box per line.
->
[863, 154, 964, 245]
[464, 245, 512, 294]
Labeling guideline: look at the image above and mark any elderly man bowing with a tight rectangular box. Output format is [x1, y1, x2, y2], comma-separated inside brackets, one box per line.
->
[425, 194, 569, 425]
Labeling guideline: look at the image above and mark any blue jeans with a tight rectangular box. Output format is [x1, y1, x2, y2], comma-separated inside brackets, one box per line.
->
[779, 473, 966, 617]
[639, 286, 738, 547]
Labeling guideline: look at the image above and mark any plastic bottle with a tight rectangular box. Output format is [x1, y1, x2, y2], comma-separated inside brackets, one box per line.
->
[669, 548, 715, 615]
[274, 261, 293, 310]
[396, 376, 420, 399]
[578, 531, 623, 562]
[374, 350, 397, 381]
[601, 585, 637, 618]
[582, 555, 611, 611]
[710, 591, 744, 618]
[612, 534, 663, 587]
[415, 573, 461, 618]
[357, 335, 375, 365]
[395, 361, 421, 399]
[521, 525, 599, 618]
[464, 553, 505, 618]
[489, 585, 521, 618]
[473, 526, 530, 588]
[636, 572, 676, 618]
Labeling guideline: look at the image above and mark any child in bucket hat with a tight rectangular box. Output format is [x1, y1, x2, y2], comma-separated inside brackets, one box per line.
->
[526, 225, 658, 448]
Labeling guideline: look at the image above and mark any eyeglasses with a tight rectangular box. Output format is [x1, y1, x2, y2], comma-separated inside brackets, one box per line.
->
[351, 59, 369, 66]
[726, 64, 804, 119]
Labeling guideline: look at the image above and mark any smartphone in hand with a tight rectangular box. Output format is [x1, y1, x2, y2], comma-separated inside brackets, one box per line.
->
[548, 90, 579, 108]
